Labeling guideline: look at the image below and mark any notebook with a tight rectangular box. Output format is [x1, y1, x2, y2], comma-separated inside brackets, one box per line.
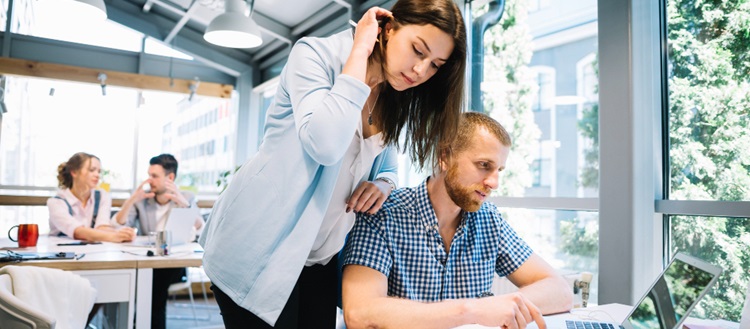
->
[0, 251, 75, 262]
[542, 252, 722, 329]
[164, 207, 201, 246]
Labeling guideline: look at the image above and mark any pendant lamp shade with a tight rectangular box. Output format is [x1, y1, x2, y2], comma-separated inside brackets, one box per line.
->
[204, 0, 263, 48]
[42, 0, 107, 21]
[73, 0, 107, 20]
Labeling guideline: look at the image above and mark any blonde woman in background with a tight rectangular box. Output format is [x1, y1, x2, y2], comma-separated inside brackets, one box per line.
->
[47, 152, 135, 242]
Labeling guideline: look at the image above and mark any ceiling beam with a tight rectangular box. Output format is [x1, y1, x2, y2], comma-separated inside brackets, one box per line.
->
[107, 1, 253, 77]
[0, 56, 233, 98]
[259, 47, 291, 70]
[290, 3, 345, 36]
[252, 39, 286, 62]
[1, 33, 234, 85]
[251, 11, 293, 45]
[357, 0, 395, 15]
[164, 0, 201, 44]
[146, 0, 293, 45]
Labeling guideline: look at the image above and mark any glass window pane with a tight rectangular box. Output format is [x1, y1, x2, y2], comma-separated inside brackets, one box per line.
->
[666, 0, 750, 201]
[503, 208, 600, 304]
[136, 92, 237, 195]
[670, 216, 750, 322]
[1, 76, 137, 191]
[144, 38, 194, 60]
[12, 0, 143, 52]
[0, 1, 8, 32]
[478, 0, 599, 198]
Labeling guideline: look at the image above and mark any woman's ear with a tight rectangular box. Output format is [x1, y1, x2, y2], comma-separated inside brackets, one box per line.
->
[384, 21, 393, 40]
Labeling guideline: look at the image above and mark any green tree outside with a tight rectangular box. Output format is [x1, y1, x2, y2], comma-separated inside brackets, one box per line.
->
[576, 0, 750, 321]
[666, 0, 750, 322]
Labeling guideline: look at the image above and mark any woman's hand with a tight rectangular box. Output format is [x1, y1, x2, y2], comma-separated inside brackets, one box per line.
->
[346, 179, 393, 215]
[352, 6, 393, 56]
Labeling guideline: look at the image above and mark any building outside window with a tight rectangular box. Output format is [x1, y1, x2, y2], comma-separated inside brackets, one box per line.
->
[476, 0, 600, 303]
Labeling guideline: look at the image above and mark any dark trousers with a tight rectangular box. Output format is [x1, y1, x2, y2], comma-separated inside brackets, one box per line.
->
[151, 268, 187, 329]
[213, 255, 339, 329]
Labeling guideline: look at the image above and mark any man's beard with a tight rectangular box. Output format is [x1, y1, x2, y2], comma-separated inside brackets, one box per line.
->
[444, 165, 490, 212]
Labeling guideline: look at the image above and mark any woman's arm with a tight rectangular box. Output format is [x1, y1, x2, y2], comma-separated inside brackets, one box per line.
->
[73, 225, 135, 243]
[286, 8, 391, 166]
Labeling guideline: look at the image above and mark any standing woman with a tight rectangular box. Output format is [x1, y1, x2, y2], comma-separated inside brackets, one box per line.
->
[48, 152, 135, 242]
[199, 0, 467, 327]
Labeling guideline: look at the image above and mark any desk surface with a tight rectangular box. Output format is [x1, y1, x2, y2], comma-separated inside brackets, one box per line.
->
[0, 236, 203, 270]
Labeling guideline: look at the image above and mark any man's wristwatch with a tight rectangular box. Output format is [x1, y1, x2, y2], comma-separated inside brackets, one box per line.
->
[375, 177, 396, 192]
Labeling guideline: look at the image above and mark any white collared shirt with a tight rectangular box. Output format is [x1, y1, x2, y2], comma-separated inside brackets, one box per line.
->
[47, 188, 113, 238]
[306, 123, 384, 266]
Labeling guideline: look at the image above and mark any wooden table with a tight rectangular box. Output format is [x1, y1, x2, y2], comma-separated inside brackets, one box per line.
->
[0, 235, 204, 328]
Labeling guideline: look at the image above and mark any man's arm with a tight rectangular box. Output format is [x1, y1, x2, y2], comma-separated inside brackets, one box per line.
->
[342, 264, 545, 329]
[506, 253, 574, 314]
[114, 179, 153, 225]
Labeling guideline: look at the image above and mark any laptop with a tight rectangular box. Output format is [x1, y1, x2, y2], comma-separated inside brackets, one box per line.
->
[543, 252, 722, 329]
[164, 207, 201, 246]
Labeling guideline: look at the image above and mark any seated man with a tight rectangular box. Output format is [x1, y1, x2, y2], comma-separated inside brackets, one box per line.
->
[114, 153, 203, 329]
[342, 112, 573, 329]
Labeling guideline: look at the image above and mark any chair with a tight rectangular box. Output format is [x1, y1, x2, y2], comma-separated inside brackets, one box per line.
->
[0, 265, 96, 329]
[0, 273, 55, 329]
[167, 267, 211, 323]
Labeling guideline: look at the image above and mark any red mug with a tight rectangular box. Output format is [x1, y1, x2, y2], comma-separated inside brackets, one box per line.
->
[8, 224, 39, 248]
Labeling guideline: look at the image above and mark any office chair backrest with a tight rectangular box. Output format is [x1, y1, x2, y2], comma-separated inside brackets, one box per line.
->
[0, 273, 56, 329]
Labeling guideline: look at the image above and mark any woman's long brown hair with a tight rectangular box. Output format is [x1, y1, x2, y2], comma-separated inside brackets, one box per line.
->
[369, 0, 466, 171]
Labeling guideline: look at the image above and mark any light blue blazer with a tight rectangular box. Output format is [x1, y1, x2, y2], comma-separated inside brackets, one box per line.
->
[199, 29, 398, 325]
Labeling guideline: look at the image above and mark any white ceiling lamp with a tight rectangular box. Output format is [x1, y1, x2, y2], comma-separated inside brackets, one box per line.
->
[44, 0, 107, 21]
[204, 0, 263, 49]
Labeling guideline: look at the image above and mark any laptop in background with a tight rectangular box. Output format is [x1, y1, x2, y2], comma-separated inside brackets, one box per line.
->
[164, 207, 201, 246]
[541, 252, 722, 329]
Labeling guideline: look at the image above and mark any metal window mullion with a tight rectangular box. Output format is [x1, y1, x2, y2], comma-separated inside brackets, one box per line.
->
[655, 200, 750, 219]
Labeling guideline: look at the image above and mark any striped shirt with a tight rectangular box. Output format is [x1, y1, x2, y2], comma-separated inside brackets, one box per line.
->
[343, 180, 533, 301]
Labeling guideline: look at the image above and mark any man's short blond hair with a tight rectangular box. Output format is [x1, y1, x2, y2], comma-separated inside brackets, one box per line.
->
[443, 112, 511, 163]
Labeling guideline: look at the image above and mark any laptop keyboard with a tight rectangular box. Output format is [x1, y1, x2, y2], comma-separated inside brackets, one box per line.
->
[565, 320, 617, 329]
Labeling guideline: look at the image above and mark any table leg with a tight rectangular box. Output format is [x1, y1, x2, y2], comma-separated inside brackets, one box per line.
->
[135, 268, 153, 329]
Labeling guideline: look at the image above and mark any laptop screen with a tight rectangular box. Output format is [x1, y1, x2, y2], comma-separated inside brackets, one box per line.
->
[625, 253, 722, 329]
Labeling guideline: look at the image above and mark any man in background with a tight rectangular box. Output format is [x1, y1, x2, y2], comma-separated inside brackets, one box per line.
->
[115, 153, 203, 329]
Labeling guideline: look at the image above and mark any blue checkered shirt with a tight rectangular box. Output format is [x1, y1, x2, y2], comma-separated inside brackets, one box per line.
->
[342, 180, 533, 301]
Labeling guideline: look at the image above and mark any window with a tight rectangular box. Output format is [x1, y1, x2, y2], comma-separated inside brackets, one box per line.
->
[477, 0, 599, 302]
[670, 216, 750, 321]
[13, 0, 142, 52]
[0, 76, 237, 235]
[662, 0, 750, 322]
[530, 66, 555, 112]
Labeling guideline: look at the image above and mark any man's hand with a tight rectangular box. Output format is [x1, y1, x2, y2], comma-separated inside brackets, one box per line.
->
[132, 179, 155, 202]
[163, 180, 189, 207]
[473, 293, 546, 329]
[346, 179, 392, 214]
